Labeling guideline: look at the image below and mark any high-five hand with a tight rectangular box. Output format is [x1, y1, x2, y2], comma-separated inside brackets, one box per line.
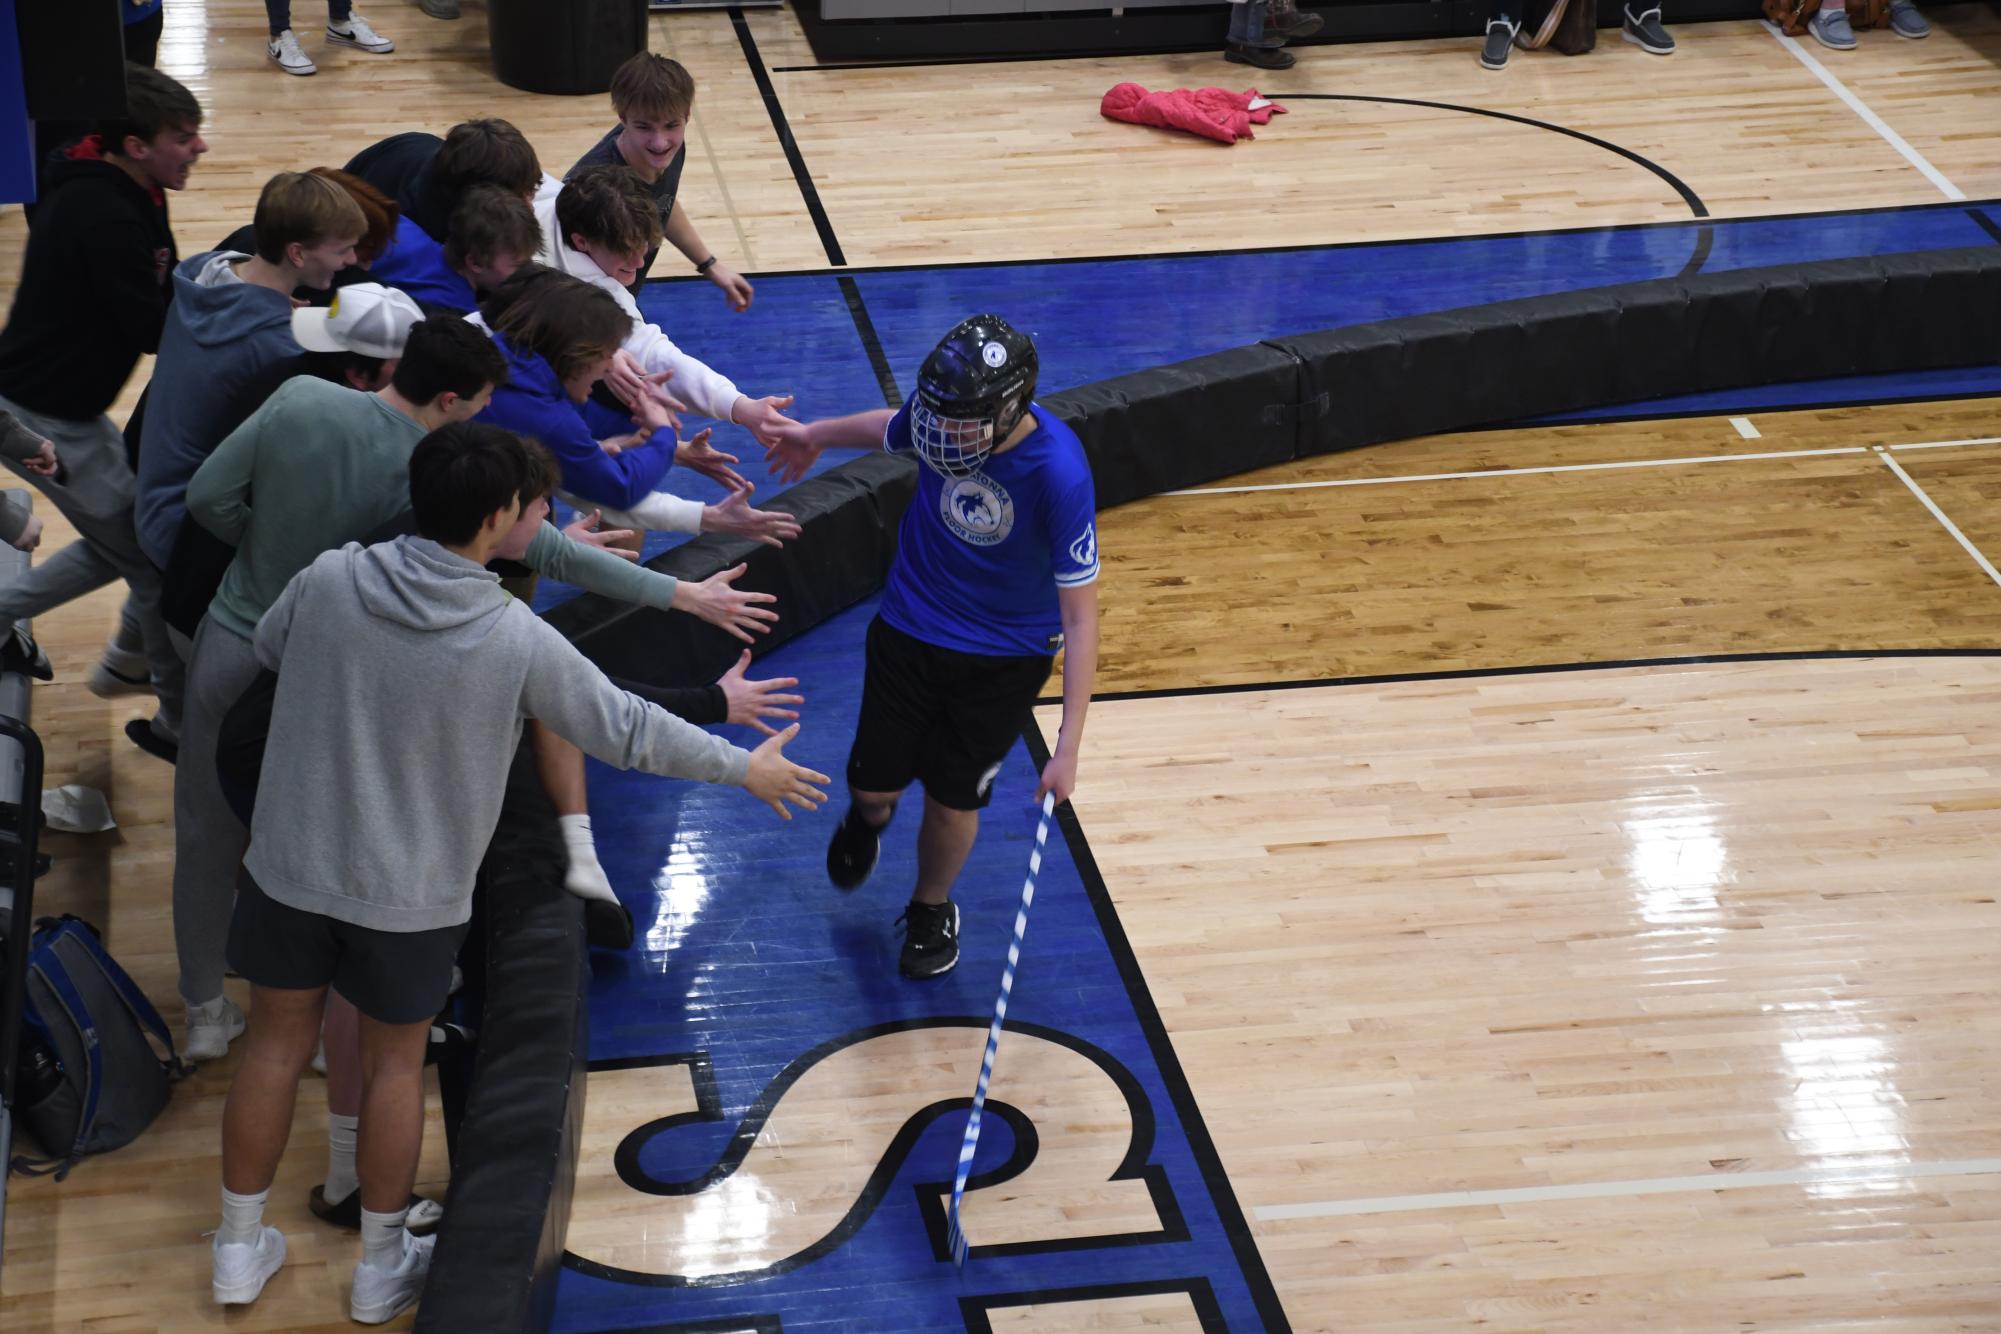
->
[703, 486, 802, 549]
[717, 648, 803, 735]
[562, 509, 640, 561]
[672, 563, 779, 644]
[676, 427, 749, 493]
[743, 724, 828, 819]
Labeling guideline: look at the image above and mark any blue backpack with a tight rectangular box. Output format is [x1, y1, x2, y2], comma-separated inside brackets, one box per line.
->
[10, 916, 188, 1179]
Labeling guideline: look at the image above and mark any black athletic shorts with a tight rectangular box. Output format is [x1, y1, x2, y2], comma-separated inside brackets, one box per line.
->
[226, 870, 470, 1025]
[847, 616, 1054, 811]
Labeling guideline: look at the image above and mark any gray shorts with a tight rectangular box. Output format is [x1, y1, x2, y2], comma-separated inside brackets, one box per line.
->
[225, 870, 469, 1025]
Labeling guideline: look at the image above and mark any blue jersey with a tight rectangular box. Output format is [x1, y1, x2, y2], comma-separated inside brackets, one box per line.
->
[878, 399, 1099, 657]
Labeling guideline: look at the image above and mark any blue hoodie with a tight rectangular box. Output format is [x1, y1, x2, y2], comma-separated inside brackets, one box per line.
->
[476, 329, 678, 511]
[136, 251, 299, 568]
[367, 215, 478, 315]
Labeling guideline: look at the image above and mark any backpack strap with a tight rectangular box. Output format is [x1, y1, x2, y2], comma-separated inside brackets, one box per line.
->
[25, 955, 105, 1178]
[52, 919, 190, 1077]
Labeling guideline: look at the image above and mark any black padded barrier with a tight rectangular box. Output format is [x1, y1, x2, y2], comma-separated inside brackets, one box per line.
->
[415, 745, 587, 1334]
[1277, 248, 2001, 459]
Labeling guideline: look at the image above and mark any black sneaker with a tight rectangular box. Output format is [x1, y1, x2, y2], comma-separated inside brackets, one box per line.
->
[1481, 17, 1518, 68]
[1225, 42, 1296, 69]
[1621, 4, 1675, 53]
[896, 901, 960, 980]
[125, 717, 178, 764]
[827, 806, 882, 890]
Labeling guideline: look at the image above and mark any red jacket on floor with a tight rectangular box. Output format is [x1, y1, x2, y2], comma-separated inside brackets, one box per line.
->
[1100, 83, 1286, 144]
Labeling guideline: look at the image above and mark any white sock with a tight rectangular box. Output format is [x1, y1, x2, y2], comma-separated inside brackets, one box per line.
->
[558, 814, 618, 905]
[359, 1205, 409, 1272]
[324, 1113, 359, 1202]
[219, 1186, 268, 1247]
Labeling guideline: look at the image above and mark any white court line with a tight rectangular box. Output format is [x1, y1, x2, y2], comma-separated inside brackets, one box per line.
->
[1161, 434, 2001, 497]
[1730, 416, 1761, 439]
[1877, 450, 2001, 589]
[1254, 1157, 2001, 1221]
[1160, 446, 1856, 498]
[1889, 435, 2001, 452]
[1763, 21, 1965, 201]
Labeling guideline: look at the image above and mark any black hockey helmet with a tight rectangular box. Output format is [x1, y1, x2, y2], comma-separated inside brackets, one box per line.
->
[910, 313, 1038, 478]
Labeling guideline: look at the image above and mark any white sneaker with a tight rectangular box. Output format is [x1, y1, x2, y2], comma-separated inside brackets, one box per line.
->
[212, 1225, 286, 1305]
[267, 29, 316, 74]
[326, 13, 395, 52]
[350, 1232, 434, 1325]
[185, 995, 246, 1062]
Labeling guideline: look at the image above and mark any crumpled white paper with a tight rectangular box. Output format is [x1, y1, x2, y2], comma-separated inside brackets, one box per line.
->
[42, 784, 116, 834]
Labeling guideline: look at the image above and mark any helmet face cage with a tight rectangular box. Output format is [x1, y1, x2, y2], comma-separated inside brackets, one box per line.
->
[910, 400, 997, 478]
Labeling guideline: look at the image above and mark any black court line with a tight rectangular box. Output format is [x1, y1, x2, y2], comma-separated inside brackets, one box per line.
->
[840, 274, 902, 407]
[728, 5, 900, 405]
[1021, 724, 1295, 1333]
[730, 5, 845, 266]
[1034, 646, 2001, 708]
[1971, 207, 2001, 247]
[1279, 92, 1708, 224]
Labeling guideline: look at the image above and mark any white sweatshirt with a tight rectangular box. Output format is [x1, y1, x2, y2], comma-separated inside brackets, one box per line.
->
[532, 174, 744, 425]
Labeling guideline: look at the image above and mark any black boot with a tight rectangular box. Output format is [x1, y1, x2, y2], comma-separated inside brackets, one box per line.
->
[1268, 0, 1324, 37]
[1226, 41, 1297, 67]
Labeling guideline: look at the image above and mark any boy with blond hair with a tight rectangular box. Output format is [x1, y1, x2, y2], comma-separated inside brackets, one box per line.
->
[566, 52, 752, 309]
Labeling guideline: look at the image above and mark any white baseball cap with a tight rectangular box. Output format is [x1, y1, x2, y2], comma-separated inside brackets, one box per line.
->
[291, 283, 425, 359]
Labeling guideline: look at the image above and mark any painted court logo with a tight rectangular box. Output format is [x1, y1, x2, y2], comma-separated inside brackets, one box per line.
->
[941, 473, 1015, 547]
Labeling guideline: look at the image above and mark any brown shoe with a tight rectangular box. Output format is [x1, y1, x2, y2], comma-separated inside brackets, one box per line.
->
[1226, 41, 1297, 68]
[1268, 0, 1324, 37]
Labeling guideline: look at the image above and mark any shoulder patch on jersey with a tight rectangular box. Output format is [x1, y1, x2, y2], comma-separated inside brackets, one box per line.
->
[1068, 522, 1098, 570]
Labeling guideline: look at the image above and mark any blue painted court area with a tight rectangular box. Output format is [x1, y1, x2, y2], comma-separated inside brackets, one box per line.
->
[552, 594, 1278, 1332]
[532, 198, 2001, 615]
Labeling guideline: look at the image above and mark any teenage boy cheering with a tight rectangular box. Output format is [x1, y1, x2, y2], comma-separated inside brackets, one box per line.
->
[210, 422, 827, 1322]
[566, 52, 751, 306]
[763, 314, 1099, 979]
[0, 64, 205, 715]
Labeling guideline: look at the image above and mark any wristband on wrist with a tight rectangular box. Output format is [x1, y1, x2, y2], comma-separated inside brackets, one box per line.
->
[695, 255, 718, 274]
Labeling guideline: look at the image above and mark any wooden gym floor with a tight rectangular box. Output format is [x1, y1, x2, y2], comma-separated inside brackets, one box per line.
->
[1, 0, 1999, 1328]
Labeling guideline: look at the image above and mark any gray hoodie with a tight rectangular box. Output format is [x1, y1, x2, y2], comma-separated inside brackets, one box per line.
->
[135, 251, 300, 568]
[247, 536, 751, 932]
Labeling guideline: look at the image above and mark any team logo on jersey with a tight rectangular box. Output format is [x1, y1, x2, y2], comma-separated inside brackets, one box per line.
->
[1068, 523, 1097, 570]
[940, 473, 1015, 547]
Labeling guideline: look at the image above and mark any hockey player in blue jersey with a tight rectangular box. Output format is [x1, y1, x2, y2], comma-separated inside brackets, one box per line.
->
[762, 314, 1100, 979]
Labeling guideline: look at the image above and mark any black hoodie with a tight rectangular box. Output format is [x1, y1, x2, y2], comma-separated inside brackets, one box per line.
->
[0, 143, 178, 422]
[343, 132, 455, 244]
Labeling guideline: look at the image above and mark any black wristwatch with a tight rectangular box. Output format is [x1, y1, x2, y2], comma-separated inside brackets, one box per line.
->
[695, 255, 718, 274]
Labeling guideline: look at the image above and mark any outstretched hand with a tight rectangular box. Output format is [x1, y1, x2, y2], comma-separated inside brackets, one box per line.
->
[676, 563, 778, 644]
[562, 509, 640, 562]
[731, 394, 799, 449]
[761, 418, 821, 484]
[743, 723, 828, 819]
[716, 648, 802, 735]
[705, 486, 802, 549]
[676, 427, 748, 493]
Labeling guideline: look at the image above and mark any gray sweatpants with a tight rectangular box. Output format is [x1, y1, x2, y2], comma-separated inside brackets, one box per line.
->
[174, 614, 260, 1005]
[0, 395, 186, 735]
